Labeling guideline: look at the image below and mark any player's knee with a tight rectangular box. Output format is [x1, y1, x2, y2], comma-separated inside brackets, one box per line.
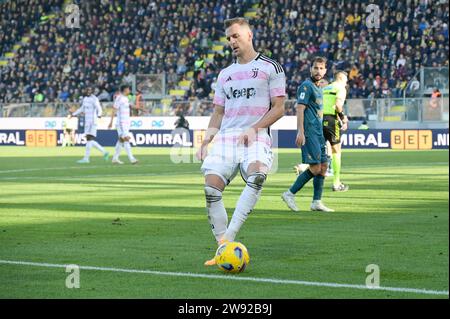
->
[309, 165, 321, 175]
[320, 164, 328, 176]
[86, 135, 94, 141]
[246, 172, 267, 190]
[204, 185, 223, 204]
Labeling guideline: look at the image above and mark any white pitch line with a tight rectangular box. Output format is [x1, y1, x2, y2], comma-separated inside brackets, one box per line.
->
[0, 163, 198, 174]
[0, 260, 447, 296]
[0, 161, 447, 175]
[0, 171, 200, 181]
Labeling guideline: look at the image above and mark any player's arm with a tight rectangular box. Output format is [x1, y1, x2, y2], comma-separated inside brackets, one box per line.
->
[108, 100, 118, 129]
[197, 72, 226, 160]
[96, 99, 103, 118]
[296, 104, 306, 147]
[295, 83, 311, 146]
[335, 88, 348, 130]
[196, 105, 224, 161]
[71, 103, 84, 117]
[335, 90, 346, 113]
[250, 95, 285, 131]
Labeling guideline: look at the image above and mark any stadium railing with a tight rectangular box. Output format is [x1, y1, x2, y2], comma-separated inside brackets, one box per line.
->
[421, 67, 449, 95]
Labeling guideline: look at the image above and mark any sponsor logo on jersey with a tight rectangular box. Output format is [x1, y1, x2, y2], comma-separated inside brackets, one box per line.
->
[225, 87, 256, 100]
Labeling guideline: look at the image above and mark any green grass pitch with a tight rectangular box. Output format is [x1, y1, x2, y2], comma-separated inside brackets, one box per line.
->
[0, 146, 448, 298]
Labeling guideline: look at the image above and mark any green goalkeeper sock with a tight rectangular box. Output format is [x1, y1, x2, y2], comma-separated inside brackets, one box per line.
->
[332, 153, 341, 186]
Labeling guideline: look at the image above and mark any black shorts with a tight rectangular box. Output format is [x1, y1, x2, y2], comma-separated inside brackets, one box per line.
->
[323, 115, 341, 146]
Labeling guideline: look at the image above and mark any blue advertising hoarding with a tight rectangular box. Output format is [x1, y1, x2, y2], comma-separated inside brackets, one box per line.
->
[0, 129, 448, 149]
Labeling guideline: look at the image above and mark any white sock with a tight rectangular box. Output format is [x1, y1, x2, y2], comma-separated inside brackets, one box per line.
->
[123, 141, 135, 161]
[204, 185, 228, 243]
[91, 140, 106, 154]
[113, 141, 123, 160]
[224, 173, 266, 241]
[84, 141, 93, 160]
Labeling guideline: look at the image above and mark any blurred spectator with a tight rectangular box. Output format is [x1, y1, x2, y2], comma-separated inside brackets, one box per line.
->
[0, 0, 448, 107]
[358, 120, 369, 130]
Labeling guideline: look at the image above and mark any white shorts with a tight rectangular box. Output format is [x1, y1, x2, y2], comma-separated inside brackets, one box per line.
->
[117, 124, 131, 138]
[84, 123, 97, 137]
[201, 137, 273, 185]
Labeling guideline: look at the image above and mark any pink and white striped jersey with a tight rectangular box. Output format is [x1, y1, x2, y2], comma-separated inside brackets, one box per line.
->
[113, 94, 131, 127]
[73, 95, 102, 125]
[213, 53, 286, 140]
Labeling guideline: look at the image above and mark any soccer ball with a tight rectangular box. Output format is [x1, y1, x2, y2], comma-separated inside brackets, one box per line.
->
[214, 241, 250, 273]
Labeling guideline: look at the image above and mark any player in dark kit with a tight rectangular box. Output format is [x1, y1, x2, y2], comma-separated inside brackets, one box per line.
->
[281, 56, 334, 212]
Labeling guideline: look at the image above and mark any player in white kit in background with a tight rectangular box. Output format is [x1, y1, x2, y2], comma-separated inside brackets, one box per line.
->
[108, 85, 138, 164]
[196, 17, 286, 266]
[71, 86, 110, 164]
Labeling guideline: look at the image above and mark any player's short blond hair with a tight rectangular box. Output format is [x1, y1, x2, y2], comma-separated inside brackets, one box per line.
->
[335, 70, 348, 78]
[224, 17, 251, 30]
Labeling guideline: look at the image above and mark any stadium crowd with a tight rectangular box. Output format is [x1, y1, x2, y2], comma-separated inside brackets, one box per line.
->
[0, 0, 448, 116]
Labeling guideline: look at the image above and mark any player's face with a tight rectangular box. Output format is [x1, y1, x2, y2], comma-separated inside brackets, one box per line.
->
[226, 23, 252, 57]
[85, 87, 93, 96]
[123, 88, 130, 95]
[311, 62, 327, 82]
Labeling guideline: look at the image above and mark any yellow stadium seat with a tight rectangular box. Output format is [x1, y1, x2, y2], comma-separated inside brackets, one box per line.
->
[169, 89, 187, 97]
[13, 44, 22, 51]
[4, 52, 15, 59]
[383, 116, 402, 121]
[161, 98, 172, 107]
[212, 45, 224, 52]
[21, 37, 30, 43]
[244, 11, 257, 18]
[186, 71, 194, 78]
[207, 53, 215, 60]
[0, 60, 8, 67]
[219, 36, 227, 43]
[391, 106, 406, 113]
[178, 80, 191, 89]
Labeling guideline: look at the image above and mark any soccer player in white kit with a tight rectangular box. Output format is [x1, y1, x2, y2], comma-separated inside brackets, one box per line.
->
[196, 18, 286, 266]
[108, 85, 138, 164]
[72, 87, 109, 163]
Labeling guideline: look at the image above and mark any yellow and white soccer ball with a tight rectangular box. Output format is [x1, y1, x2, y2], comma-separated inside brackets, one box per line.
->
[214, 241, 250, 273]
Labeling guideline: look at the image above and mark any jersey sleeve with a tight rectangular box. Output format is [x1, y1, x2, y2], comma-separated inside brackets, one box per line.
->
[296, 83, 311, 106]
[212, 71, 226, 107]
[269, 66, 286, 98]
